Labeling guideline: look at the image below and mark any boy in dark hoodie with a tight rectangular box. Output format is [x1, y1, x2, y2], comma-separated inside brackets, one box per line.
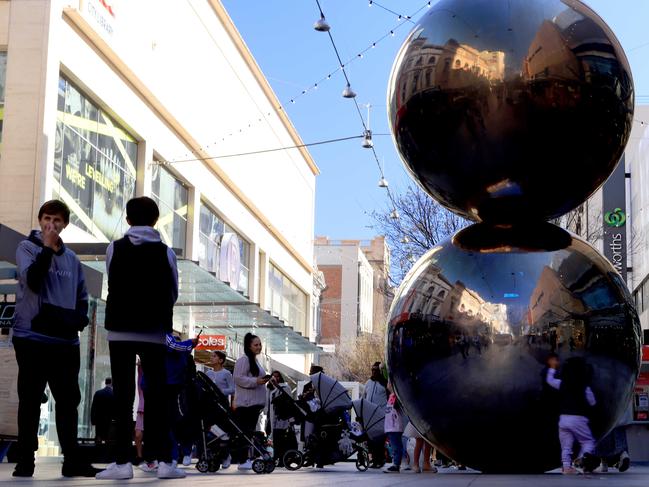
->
[12, 200, 100, 478]
[97, 196, 184, 480]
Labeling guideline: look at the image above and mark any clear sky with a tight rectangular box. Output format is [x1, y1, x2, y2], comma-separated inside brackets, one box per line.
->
[220, 0, 649, 241]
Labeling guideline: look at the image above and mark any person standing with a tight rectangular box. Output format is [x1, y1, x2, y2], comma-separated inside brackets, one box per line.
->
[12, 200, 101, 478]
[364, 361, 388, 468]
[383, 386, 404, 473]
[96, 196, 185, 480]
[233, 332, 270, 470]
[266, 371, 297, 467]
[546, 357, 598, 474]
[90, 378, 115, 445]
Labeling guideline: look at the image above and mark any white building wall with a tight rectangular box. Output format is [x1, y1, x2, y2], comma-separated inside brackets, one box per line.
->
[0, 0, 318, 367]
[315, 244, 363, 343]
[357, 248, 374, 334]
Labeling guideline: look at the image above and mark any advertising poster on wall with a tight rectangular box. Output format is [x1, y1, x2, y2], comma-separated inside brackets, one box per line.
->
[52, 76, 137, 242]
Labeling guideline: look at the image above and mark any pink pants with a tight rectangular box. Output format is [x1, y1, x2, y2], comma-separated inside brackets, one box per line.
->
[558, 415, 595, 467]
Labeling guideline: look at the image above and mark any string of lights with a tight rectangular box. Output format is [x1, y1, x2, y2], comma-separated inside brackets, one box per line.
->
[311, 0, 437, 219]
[153, 134, 368, 165]
[367, 0, 417, 23]
[164, 0, 434, 164]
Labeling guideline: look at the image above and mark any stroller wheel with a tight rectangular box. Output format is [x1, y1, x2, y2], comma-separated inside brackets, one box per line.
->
[264, 460, 275, 474]
[208, 460, 220, 472]
[283, 450, 304, 471]
[355, 450, 369, 472]
[252, 459, 266, 474]
[196, 459, 210, 473]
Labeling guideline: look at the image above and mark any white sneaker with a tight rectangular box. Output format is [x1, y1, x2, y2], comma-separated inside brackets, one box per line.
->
[157, 461, 186, 479]
[238, 459, 253, 471]
[96, 462, 133, 480]
[182, 455, 192, 466]
[222, 454, 232, 469]
[139, 460, 158, 472]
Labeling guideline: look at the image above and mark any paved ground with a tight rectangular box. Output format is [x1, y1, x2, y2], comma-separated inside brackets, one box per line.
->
[1, 461, 649, 486]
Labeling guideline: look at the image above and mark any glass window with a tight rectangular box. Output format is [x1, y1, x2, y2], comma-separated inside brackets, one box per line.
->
[53, 76, 137, 241]
[269, 263, 307, 334]
[198, 202, 250, 295]
[151, 165, 188, 254]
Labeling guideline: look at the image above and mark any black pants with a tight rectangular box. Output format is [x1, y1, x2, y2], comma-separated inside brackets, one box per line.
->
[369, 435, 386, 466]
[13, 337, 81, 463]
[233, 405, 263, 462]
[109, 341, 171, 464]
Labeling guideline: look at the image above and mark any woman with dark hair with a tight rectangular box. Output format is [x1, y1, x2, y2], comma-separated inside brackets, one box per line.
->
[233, 333, 270, 470]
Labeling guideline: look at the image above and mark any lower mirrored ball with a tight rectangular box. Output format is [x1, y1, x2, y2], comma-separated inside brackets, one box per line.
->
[387, 223, 641, 473]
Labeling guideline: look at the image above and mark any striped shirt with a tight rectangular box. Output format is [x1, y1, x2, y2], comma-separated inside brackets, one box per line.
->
[233, 355, 266, 407]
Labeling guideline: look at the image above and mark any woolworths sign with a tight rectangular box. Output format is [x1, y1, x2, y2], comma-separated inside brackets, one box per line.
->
[602, 159, 627, 283]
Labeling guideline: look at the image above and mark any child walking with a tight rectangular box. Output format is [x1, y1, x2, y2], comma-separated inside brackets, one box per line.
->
[546, 356, 598, 474]
[384, 384, 404, 473]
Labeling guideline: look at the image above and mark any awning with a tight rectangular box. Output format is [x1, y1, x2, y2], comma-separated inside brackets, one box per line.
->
[83, 259, 320, 355]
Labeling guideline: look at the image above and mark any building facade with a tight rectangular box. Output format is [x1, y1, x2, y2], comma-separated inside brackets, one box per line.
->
[314, 237, 393, 351]
[0, 0, 320, 450]
[557, 105, 649, 459]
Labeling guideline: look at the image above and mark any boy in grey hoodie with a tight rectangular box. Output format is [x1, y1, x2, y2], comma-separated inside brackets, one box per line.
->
[96, 196, 185, 480]
[12, 200, 101, 478]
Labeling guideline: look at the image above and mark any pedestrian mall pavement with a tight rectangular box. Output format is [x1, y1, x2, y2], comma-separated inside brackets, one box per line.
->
[2, 461, 649, 486]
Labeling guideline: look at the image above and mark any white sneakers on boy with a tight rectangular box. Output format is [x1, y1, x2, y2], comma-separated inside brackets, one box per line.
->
[157, 461, 186, 479]
[182, 455, 192, 466]
[238, 459, 253, 470]
[95, 462, 134, 480]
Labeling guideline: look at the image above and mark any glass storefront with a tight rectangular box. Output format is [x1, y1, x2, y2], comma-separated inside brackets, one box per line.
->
[269, 263, 307, 334]
[198, 202, 250, 296]
[151, 165, 188, 255]
[53, 76, 138, 241]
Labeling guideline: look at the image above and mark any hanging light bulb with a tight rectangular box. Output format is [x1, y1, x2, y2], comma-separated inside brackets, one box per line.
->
[342, 83, 357, 98]
[314, 15, 331, 32]
[362, 129, 373, 148]
[400, 236, 410, 244]
[389, 209, 400, 219]
[378, 177, 389, 188]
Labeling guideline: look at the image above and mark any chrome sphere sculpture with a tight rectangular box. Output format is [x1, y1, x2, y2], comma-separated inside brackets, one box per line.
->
[386, 0, 640, 473]
[387, 0, 634, 223]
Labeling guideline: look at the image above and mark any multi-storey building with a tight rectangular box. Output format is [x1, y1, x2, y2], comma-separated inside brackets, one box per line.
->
[0, 0, 320, 449]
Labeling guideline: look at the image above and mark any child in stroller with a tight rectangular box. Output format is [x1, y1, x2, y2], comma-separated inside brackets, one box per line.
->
[279, 372, 369, 471]
[193, 371, 275, 474]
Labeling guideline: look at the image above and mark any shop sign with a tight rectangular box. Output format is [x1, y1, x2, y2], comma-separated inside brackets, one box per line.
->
[602, 157, 627, 282]
[0, 302, 14, 329]
[80, 0, 116, 38]
[195, 335, 227, 351]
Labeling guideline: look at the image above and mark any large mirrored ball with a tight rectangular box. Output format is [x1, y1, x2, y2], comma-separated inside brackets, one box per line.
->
[387, 223, 641, 473]
[387, 0, 634, 223]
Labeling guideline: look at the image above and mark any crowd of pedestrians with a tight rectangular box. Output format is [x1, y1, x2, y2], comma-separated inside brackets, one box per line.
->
[9, 198, 636, 480]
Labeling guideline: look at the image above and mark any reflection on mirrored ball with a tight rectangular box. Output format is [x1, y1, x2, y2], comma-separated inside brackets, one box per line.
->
[387, 223, 641, 472]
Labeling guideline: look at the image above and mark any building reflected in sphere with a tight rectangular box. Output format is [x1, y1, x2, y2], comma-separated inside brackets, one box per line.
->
[387, 0, 634, 223]
[387, 223, 641, 472]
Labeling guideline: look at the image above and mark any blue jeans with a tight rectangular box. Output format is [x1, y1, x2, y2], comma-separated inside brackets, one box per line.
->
[387, 432, 403, 466]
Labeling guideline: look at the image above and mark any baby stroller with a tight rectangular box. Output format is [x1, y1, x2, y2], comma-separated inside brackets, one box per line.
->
[193, 371, 275, 474]
[282, 372, 369, 471]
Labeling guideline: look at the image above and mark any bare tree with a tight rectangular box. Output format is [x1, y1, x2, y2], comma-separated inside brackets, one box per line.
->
[327, 326, 387, 382]
[370, 183, 468, 283]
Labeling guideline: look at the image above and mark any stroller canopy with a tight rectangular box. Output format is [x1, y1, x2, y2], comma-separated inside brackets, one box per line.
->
[310, 372, 352, 414]
[352, 398, 385, 440]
